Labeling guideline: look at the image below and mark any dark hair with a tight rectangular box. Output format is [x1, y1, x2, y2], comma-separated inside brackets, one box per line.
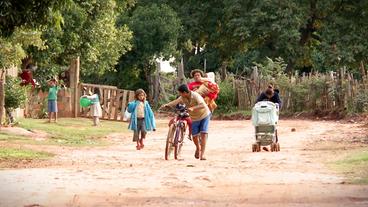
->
[178, 84, 190, 93]
[135, 89, 146, 99]
[94, 88, 100, 98]
[190, 69, 205, 78]
[265, 88, 274, 96]
[26, 64, 33, 70]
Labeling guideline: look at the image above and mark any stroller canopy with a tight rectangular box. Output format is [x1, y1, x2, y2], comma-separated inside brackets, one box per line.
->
[252, 101, 279, 126]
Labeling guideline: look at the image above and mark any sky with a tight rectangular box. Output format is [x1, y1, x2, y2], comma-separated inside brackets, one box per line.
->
[158, 58, 176, 73]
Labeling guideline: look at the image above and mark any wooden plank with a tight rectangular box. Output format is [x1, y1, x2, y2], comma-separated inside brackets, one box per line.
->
[80, 83, 118, 90]
[108, 89, 116, 120]
[120, 90, 128, 122]
[102, 88, 108, 119]
[128, 91, 135, 102]
[114, 89, 123, 120]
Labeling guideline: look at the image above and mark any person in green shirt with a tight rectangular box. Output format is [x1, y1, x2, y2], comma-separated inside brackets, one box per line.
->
[47, 79, 59, 123]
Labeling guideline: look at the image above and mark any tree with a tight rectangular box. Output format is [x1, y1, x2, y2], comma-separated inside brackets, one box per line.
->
[223, 0, 368, 75]
[0, 0, 64, 127]
[30, 0, 133, 86]
[0, 0, 66, 37]
[104, 3, 181, 91]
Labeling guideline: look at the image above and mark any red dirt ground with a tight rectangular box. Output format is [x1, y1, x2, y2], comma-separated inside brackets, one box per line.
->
[0, 119, 367, 207]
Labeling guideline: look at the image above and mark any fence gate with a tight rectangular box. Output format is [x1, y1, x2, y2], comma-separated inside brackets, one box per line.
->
[79, 83, 135, 121]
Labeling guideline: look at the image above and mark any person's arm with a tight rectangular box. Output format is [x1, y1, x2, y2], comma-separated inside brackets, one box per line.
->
[161, 97, 182, 109]
[188, 92, 206, 112]
[274, 93, 282, 108]
[256, 92, 266, 103]
[83, 94, 95, 100]
[127, 101, 136, 113]
[199, 77, 213, 83]
[146, 102, 156, 130]
[188, 82, 201, 91]
[188, 102, 206, 112]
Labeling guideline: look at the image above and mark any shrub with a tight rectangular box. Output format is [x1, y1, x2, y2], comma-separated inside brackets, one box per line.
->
[5, 76, 27, 109]
[216, 79, 237, 113]
[5, 76, 28, 123]
[353, 89, 368, 113]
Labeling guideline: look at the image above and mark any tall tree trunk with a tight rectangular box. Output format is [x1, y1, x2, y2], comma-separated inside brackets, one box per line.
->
[177, 57, 186, 85]
[0, 70, 6, 130]
[154, 62, 160, 104]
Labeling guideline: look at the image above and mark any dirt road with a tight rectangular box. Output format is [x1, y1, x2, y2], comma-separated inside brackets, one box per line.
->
[0, 119, 368, 207]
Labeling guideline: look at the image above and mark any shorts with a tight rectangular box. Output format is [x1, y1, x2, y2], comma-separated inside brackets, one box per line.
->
[191, 114, 211, 137]
[133, 118, 147, 141]
[48, 100, 58, 112]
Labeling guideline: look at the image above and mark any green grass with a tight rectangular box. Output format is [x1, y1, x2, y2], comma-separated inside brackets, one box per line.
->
[0, 133, 29, 142]
[0, 148, 53, 160]
[213, 109, 252, 118]
[331, 149, 368, 184]
[1, 118, 130, 147]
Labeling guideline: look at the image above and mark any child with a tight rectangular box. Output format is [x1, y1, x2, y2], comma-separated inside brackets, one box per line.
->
[47, 78, 59, 123]
[83, 88, 102, 126]
[127, 89, 156, 150]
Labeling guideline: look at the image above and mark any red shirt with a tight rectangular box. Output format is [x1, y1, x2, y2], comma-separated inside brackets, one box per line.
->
[188, 81, 202, 91]
[19, 70, 35, 88]
[187, 81, 219, 100]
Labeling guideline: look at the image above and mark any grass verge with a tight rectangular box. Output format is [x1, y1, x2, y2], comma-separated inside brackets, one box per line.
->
[212, 109, 251, 120]
[0, 147, 53, 161]
[1, 118, 130, 147]
[330, 148, 368, 184]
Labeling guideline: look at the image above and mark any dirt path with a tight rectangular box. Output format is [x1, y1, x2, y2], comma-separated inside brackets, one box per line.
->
[0, 119, 368, 207]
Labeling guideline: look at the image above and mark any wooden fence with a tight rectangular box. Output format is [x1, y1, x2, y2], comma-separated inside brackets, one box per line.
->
[79, 83, 135, 121]
[235, 68, 368, 112]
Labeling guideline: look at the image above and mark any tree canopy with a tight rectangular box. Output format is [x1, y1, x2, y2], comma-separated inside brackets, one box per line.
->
[30, 0, 133, 84]
[1, 0, 368, 88]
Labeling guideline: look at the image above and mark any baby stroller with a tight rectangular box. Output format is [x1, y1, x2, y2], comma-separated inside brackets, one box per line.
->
[251, 101, 280, 152]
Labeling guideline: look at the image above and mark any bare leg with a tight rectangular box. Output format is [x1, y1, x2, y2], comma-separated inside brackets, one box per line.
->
[136, 140, 141, 150]
[200, 133, 207, 160]
[192, 135, 201, 159]
[48, 112, 52, 123]
[93, 117, 97, 126]
[96, 117, 100, 126]
[140, 131, 146, 149]
[54, 112, 58, 123]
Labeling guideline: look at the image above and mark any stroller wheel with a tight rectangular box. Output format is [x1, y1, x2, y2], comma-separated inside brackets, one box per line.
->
[252, 144, 257, 152]
[256, 143, 261, 152]
[270, 143, 276, 152]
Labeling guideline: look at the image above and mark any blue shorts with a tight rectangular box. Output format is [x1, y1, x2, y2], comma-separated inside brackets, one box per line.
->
[48, 100, 58, 112]
[191, 114, 211, 136]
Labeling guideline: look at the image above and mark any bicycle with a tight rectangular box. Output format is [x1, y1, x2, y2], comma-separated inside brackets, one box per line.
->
[160, 104, 190, 160]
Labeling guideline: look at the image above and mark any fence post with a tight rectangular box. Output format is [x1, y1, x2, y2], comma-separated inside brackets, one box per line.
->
[69, 57, 80, 118]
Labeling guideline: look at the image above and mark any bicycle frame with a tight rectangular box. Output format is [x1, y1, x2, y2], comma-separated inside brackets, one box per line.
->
[172, 118, 187, 146]
[162, 104, 189, 160]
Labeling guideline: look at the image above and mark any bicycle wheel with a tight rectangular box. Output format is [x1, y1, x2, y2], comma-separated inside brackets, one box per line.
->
[174, 123, 185, 160]
[165, 124, 175, 160]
